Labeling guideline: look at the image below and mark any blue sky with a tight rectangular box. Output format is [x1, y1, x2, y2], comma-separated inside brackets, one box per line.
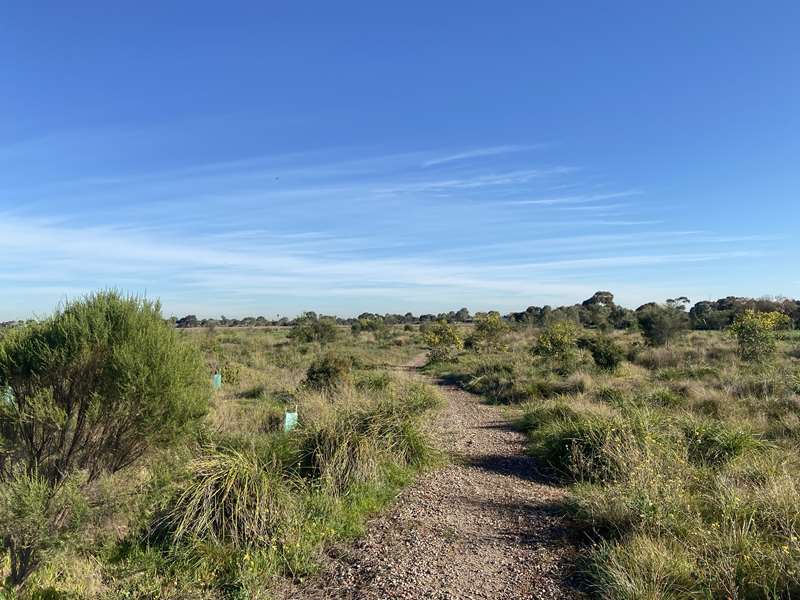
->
[1, 2, 799, 319]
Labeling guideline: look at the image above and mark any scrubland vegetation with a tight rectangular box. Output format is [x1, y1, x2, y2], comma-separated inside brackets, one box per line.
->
[427, 294, 800, 599]
[2, 290, 800, 598]
[0, 293, 438, 598]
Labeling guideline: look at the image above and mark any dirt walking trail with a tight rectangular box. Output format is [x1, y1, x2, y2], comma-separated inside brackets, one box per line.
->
[282, 357, 586, 599]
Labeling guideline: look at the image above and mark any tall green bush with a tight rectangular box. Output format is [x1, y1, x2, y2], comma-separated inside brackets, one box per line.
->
[532, 321, 581, 374]
[729, 309, 792, 362]
[422, 321, 463, 362]
[579, 335, 625, 372]
[289, 312, 339, 344]
[0, 291, 210, 584]
[636, 304, 688, 346]
[469, 312, 510, 352]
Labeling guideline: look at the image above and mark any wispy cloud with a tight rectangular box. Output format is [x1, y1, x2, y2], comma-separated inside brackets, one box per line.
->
[0, 137, 782, 318]
[422, 144, 542, 167]
[0, 210, 774, 318]
[508, 190, 643, 206]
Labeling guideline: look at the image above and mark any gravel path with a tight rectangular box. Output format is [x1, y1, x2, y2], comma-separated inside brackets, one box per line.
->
[280, 364, 586, 600]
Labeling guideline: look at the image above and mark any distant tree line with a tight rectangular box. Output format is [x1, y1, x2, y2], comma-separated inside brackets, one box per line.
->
[6, 294, 798, 333]
[505, 292, 800, 332]
[170, 307, 476, 329]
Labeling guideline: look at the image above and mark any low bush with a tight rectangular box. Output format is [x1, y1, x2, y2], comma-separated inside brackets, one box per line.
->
[532, 321, 581, 374]
[579, 335, 625, 372]
[0, 470, 89, 585]
[468, 312, 510, 353]
[221, 361, 243, 386]
[729, 309, 792, 363]
[422, 320, 464, 362]
[303, 353, 352, 392]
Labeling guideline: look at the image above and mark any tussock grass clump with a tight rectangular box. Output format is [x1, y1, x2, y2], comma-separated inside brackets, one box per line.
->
[588, 535, 700, 600]
[303, 353, 353, 392]
[163, 444, 299, 549]
[522, 402, 633, 482]
[299, 383, 440, 493]
[681, 418, 763, 466]
[645, 387, 688, 409]
[354, 370, 394, 392]
[593, 386, 630, 408]
[529, 371, 593, 400]
[466, 360, 530, 404]
[631, 345, 683, 370]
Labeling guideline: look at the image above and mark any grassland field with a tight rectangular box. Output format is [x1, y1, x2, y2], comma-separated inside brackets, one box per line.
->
[3, 312, 800, 599]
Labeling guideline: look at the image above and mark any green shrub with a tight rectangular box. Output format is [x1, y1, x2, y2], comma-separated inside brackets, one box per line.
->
[469, 312, 510, 352]
[422, 321, 463, 362]
[681, 419, 762, 466]
[0, 470, 89, 585]
[636, 304, 689, 346]
[289, 313, 339, 345]
[729, 310, 792, 363]
[303, 353, 352, 391]
[0, 292, 209, 584]
[579, 335, 625, 372]
[220, 361, 242, 387]
[532, 321, 581, 374]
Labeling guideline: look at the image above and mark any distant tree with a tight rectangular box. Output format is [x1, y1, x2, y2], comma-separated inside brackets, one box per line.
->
[176, 314, 199, 328]
[689, 301, 734, 330]
[636, 302, 689, 346]
[289, 312, 339, 344]
[454, 307, 471, 322]
[608, 305, 637, 329]
[582, 291, 615, 307]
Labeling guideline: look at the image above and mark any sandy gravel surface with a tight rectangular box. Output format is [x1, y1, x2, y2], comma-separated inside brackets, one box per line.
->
[280, 367, 586, 600]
